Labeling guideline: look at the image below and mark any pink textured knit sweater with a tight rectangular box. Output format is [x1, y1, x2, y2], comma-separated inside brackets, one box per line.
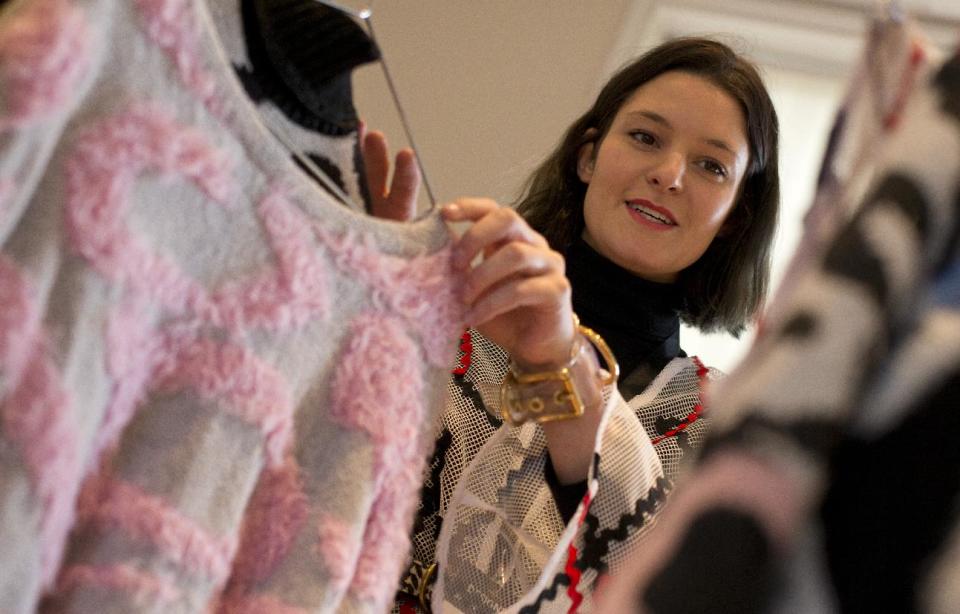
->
[0, 0, 464, 612]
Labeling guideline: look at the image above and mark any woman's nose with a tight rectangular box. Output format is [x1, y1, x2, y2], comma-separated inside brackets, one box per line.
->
[646, 153, 684, 192]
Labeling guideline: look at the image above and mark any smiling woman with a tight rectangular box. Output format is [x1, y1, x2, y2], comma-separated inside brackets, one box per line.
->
[378, 37, 781, 613]
[577, 70, 751, 283]
[521, 37, 780, 337]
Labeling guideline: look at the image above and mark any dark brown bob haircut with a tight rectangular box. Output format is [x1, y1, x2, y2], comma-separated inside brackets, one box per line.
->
[517, 37, 780, 336]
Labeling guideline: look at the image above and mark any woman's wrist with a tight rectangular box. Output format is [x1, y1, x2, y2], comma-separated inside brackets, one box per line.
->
[541, 400, 604, 484]
[510, 317, 578, 373]
[499, 317, 619, 427]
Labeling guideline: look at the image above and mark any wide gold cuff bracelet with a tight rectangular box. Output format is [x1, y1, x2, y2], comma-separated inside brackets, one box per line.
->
[499, 319, 619, 426]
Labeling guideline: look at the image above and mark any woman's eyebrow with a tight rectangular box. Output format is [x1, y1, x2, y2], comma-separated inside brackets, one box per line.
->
[625, 110, 671, 127]
[704, 138, 737, 157]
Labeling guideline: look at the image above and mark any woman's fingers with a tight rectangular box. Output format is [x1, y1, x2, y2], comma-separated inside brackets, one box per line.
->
[441, 197, 500, 221]
[388, 148, 420, 220]
[461, 241, 564, 305]
[466, 274, 570, 329]
[363, 130, 419, 221]
[362, 129, 390, 200]
[441, 199, 576, 366]
[443, 199, 548, 269]
[469, 271, 577, 368]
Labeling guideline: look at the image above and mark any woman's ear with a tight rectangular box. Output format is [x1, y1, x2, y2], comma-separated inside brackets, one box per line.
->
[577, 141, 596, 183]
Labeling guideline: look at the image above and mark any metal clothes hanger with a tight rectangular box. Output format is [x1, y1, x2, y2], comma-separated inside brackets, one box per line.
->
[267, 0, 437, 211]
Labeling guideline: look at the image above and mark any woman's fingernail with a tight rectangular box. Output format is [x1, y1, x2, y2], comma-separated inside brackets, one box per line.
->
[442, 203, 460, 218]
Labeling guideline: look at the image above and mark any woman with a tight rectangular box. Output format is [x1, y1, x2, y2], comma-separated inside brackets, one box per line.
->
[373, 37, 780, 612]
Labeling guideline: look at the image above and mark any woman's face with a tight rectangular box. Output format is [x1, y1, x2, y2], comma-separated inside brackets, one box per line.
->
[578, 70, 750, 283]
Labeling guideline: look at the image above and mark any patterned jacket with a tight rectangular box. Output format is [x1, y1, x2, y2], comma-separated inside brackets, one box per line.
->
[396, 330, 717, 613]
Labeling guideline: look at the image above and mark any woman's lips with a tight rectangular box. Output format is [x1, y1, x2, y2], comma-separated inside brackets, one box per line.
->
[625, 199, 677, 230]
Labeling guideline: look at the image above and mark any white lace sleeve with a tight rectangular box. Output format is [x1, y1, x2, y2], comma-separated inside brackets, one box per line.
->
[433, 378, 669, 613]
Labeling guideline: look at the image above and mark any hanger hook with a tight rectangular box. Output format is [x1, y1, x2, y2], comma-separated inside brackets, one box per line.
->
[312, 0, 438, 209]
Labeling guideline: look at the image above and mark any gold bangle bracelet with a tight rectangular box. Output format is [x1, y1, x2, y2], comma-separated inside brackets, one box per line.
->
[499, 315, 620, 426]
[576, 319, 619, 386]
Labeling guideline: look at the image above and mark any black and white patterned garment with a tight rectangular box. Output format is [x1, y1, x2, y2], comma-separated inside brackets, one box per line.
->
[599, 20, 960, 614]
[393, 330, 716, 613]
[207, 0, 378, 212]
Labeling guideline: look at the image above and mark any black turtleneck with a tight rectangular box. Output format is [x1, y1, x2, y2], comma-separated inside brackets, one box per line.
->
[566, 238, 684, 399]
[546, 239, 684, 522]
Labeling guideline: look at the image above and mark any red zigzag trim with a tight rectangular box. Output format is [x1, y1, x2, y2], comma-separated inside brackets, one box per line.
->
[451, 329, 472, 375]
[650, 357, 708, 446]
[564, 489, 593, 613]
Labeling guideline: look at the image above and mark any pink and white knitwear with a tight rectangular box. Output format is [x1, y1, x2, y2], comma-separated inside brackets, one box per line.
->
[0, 0, 464, 612]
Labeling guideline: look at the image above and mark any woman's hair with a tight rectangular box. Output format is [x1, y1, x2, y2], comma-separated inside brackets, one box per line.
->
[517, 37, 780, 336]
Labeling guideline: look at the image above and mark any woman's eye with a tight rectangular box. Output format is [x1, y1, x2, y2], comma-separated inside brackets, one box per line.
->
[630, 131, 656, 146]
[701, 159, 728, 178]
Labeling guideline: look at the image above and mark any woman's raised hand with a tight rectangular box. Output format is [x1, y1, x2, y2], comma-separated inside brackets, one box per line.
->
[443, 198, 577, 370]
[362, 138, 596, 482]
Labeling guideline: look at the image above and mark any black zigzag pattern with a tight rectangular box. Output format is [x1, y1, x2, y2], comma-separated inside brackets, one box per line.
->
[518, 571, 570, 614]
[653, 414, 693, 455]
[577, 476, 671, 574]
[412, 428, 452, 541]
[515, 454, 606, 613]
[453, 373, 502, 429]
